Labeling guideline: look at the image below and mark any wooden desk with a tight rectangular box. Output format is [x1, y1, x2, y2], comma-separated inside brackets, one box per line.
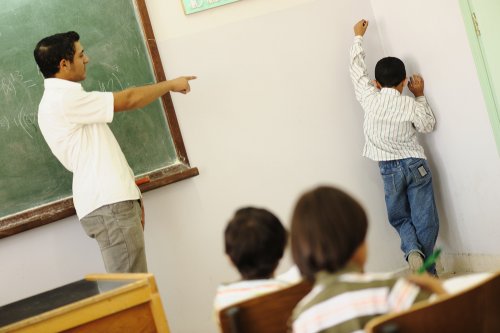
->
[0, 274, 170, 333]
[365, 272, 500, 333]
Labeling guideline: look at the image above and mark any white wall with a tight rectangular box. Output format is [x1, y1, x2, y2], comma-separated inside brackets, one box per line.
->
[1, 1, 499, 333]
[143, 1, 399, 331]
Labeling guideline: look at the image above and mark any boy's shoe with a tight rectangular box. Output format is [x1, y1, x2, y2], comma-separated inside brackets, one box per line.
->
[408, 252, 424, 274]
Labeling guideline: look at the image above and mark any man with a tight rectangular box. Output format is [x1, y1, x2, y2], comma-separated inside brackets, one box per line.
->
[34, 31, 196, 273]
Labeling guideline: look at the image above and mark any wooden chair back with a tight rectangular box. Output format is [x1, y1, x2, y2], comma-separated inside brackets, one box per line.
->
[218, 281, 312, 333]
[365, 272, 500, 333]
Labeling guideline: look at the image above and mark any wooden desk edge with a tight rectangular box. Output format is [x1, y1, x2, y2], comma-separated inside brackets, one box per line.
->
[0, 274, 161, 333]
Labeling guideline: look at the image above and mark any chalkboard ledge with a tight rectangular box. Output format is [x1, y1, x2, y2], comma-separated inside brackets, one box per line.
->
[0, 163, 198, 239]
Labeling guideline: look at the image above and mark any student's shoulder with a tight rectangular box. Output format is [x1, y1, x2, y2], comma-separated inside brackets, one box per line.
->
[301, 273, 394, 306]
[338, 271, 398, 286]
[216, 280, 251, 291]
[292, 273, 398, 323]
[217, 279, 287, 293]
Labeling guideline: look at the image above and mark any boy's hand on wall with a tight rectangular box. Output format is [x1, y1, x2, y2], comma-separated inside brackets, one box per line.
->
[353, 19, 368, 36]
[408, 74, 425, 97]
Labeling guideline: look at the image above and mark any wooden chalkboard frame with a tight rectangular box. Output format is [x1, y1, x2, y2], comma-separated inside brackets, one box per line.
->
[0, 0, 198, 239]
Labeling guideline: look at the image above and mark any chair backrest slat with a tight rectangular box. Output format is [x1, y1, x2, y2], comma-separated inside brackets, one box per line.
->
[218, 281, 312, 333]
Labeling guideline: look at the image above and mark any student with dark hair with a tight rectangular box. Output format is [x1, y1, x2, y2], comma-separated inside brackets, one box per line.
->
[349, 19, 439, 274]
[214, 207, 299, 311]
[34, 31, 196, 273]
[290, 186, 445, 333]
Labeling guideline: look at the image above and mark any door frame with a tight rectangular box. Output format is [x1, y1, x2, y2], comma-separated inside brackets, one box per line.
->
[459, 0, 500, 155]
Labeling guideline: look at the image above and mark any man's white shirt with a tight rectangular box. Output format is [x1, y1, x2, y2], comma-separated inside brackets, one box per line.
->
[38, 78, 140, 219]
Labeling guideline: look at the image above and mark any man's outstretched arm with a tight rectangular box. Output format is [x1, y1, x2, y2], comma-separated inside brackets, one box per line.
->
[113, 76, 197, 112]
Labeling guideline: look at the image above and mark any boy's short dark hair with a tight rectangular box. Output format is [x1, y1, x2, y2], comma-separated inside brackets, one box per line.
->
[225, 207, 287, 280]
[34, 31, 80, 78]
[291, 186, 368, 281]
[375, 56, 406, 88]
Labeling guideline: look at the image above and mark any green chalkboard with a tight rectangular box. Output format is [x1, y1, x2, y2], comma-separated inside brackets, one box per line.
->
[0, 0, 198, 238]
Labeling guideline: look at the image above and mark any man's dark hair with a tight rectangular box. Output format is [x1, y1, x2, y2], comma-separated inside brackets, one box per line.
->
[225, 207, 287, 280]
[34, 31, 80, 78]
[375, 56, 406, 88]
[291, 186, 368, 281]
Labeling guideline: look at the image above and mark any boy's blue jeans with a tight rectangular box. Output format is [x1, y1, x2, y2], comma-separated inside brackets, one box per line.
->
[378, 158, 439, 274]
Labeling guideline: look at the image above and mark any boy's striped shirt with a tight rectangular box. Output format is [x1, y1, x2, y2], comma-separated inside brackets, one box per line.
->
[215, 279, 290, 312]
[349, 36, 436, 162]
[292, 265, 430, 333]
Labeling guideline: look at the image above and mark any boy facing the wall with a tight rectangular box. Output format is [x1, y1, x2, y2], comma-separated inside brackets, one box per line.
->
[349, 19, 439, 274]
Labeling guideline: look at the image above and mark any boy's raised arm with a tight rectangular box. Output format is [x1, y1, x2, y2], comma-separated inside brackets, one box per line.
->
[349, 19, 377, 103]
